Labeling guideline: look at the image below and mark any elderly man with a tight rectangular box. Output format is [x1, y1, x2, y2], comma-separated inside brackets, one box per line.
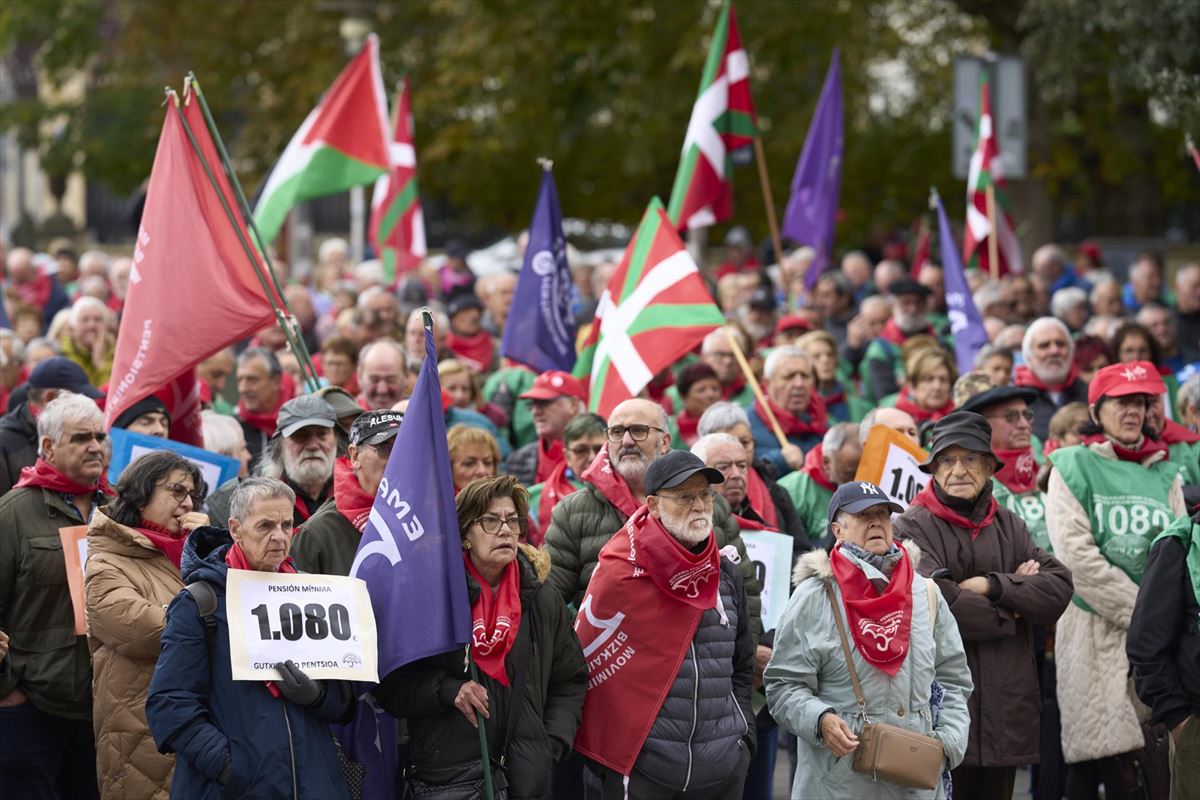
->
[777, 422, 862, 548]
[858, 406, 921, 447]
[860, 276, 937, 402]
[692, 432, 808, 546]
[357, 339, 409, 411]
[477, 271, 517, 337]
[699, 326, 755, 405]
[894, 411, 1072, 800]
[403, 308, 450, 365]
[1050, 287, 1090, 334]
[749, 346, 826, 476]
[573, 450, 756, 799]
[291, 410, 402, 575]
[1173, 263, 1200, 363]
[357, 285, 402, 342]
[60, 297, 115, 388]
[106, 257, 132, 314]
[502, 370, 587, 487]
[1137, 302, 1186, 372]
[235, 347, 289, 468]
[839, 293, 892, 376]
[544, 398, 760, 631]
[1089, 277, 1123, 318]
[1013, 317, 1089, 440]
[0, 393, 111, 799]
[255, 396, 338, 526]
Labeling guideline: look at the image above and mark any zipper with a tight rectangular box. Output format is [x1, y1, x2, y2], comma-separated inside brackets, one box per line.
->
[731, 690, 750, 737]
[282, 698, 298, 800]
[682, 642, 699, 791]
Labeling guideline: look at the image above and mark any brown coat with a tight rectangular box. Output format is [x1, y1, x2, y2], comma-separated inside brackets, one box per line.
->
[84, 511, 183, 800]
[893, 492, 1074, 768]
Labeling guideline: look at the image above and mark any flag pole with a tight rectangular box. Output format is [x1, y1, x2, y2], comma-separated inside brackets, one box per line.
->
[985, 184, 1000, 282]
[722, 327, 788, 448]
[753, 136, 786, 273]
[467, 655, 495, 800]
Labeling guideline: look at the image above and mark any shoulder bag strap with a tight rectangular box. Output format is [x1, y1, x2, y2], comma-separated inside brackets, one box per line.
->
[823, 579, 870, 723]
[925, 578, 938, 625]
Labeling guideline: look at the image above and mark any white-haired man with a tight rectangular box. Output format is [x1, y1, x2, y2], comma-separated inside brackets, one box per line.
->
[749, 346, 826, 476]
[1173, 263, 1200, 363]
[1013, 317, 1088, 440]
[255, 396, 338, 526]
[59, 296, 114, 388]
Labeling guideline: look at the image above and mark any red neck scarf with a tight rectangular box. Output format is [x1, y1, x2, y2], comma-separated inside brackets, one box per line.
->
[801, 443, 837, 493]
[463, 553, 522, 687]
[993, 447, 1038, 493]
[909, 481, 998, 540]
[225, 543, 297, 573]
[1082, 433, 1170, 463]
[237, 373, 296, 436]
[1014, 364, 1079, 394]
[535, 437, 566, 484]
[14, 273, 53, 310]
[829, 544, 914, 676]
[743, 466, 780, 529]
[581, 448, 641, 519]
[137, 519, 187, 570]
[721, 374, 746, 401]
[332, 456, 374, 532]
[675, 410, 701, 446]
[879, 318, 932, 346]
[754, 393, 828, 439]
[1160, 419, 1200, 445]
[446, 331, 494, 373]
[894, 386, 955, 424]
[535, 459, 577, 547]
[14, 458, 112, 497]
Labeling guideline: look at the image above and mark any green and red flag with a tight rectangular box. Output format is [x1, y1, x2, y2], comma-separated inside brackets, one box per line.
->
[370, 75, 426, 284]
[666, 1, 757, 230]
[963, 76, 1023, 275]
[254, 34, 392, 245]
[574, 197, 725, 417]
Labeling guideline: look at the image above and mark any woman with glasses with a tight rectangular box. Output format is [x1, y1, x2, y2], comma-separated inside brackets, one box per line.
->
[527, 413, 606, 545]
[85, 450, 209, 799]
[374, 475, 586, 799]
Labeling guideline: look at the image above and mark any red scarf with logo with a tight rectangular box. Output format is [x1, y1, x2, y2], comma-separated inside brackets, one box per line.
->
[573, 505, 720, 775]
[137, 519, 187, 570]
[1082, 433, 1169, 463]
[743, 466, 780, 529]
[534, 459, 578, 546]
[894, 386, 955, 424]
[909, 481, 998, 540]
[829, 544, 914, 676]
[879, 318, 933, 346]
[1160, 419, 1200, 445]
[1014, 364, 1079, 395]
[754, 393, 828, 439]
[237, 372, 297, 436]
[535, 437, 565, 484]
[675, 410, 701, 446]
[993, 447, 1038, 494]
[331, 456, 374, 532]
[801, 443, 837, 493]
[446, 331, 494, 373]
[581, 448, 641, 519]
[464, 553, 522, 687]
[14, 458, 112, 497]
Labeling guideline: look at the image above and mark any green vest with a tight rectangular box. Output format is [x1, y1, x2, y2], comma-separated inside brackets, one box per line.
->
[1049, 445, 1181, 612]
[992, 479, 1051, 553]
[1153, 514, 1200, 614]
[859, 338, 902, 403]
[1169, 440, 1200, 486]
[777, 470, 834, 546]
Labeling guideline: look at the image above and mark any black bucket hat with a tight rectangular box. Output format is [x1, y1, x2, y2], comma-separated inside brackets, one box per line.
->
[919, 410, 1002, 473]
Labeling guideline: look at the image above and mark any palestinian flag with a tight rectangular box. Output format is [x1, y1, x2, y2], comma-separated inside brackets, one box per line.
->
[370, 75, 426, 284]
[962, 76, 1023, 275]
[574, 197, 725, 417]
[254, 34, 392, 246]
[666, 1, 757, 230]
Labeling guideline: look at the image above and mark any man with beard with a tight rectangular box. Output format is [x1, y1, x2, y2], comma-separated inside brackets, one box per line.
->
[254, 396, 338, 526]
[699, 326, 755, 406]
[573, 451, 756, 799]
[1013, 317, 1089, 441]
[544, 398, 761, 635]
[777, 422, 863, 548]
[748, 346, 827, 476]
[356, 339, 409, 411]
[860, 276, 937, 403]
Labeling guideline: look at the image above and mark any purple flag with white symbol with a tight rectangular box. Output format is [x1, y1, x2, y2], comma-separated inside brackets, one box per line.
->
[500, 164, 577, 372]
[782, 49, 843, 290]
[935, 192, 989, 374]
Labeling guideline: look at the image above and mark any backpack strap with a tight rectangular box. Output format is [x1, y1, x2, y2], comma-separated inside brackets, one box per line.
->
[184, 581, 219, 647]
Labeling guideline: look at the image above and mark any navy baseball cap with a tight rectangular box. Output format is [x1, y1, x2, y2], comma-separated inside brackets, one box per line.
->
[28, 357, 104, 399]
[826, 481, 904, 530]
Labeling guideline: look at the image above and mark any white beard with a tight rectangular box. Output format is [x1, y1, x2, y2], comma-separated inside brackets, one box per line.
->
[283, 448, 334, 488]
[660, 506, 713, 545]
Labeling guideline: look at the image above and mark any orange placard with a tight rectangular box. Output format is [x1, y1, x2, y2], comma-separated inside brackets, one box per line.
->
[58, 525, 89, 635]
[854, 426, 931, 509]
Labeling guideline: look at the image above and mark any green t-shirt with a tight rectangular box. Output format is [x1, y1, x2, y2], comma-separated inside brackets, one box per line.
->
[777, 470, 834, 547]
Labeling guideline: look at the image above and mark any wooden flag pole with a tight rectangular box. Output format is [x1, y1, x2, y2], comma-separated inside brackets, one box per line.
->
[985, 184, 1000, 282]
[722, 326, 788, 448]
[753, 136, 786, 274]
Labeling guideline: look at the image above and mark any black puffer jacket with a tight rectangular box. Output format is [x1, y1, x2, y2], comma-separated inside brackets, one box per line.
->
[634, 552, 756, 791]
[0, 402, 37, 497]
[374, 547, 586, 800]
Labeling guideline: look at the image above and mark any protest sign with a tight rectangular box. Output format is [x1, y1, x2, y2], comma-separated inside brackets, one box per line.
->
[108, 427, 239, 494]
[226, 570, 379, 683]
[59, 525, 89, 635]
[854, 425, 930, 511]
[740, 529, 794, 633]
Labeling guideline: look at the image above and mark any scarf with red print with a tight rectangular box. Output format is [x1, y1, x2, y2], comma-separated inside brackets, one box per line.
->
[993, 447, 1038, 494]
[829, 543, 914, 676]
[464, 553, 521, 686]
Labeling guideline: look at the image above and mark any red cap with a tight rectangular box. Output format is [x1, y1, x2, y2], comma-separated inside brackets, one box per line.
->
[774, 313, 814, 336]
[519, 370, 588, 402]
[1088, 360, 1166, 404]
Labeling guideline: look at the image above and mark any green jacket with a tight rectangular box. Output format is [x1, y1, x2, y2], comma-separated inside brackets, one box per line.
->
[777, 471, 835, 548]
[0, 486, 98, 720]
[482, 368, 537, 450]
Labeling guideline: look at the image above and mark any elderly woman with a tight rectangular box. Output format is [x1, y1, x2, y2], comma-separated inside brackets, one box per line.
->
[893, 412, 1073, 800]
[527, 412, 606, 543]
[373, 475, 586, 799]
[669, 362, 722, 447]
[797, 330, 870, 423]
[1045, 361, 1186, 800]
[146, 478, 353, 799]
[86, 451, 209, 800]
[893, 347, 957, 424]
[448, 423, 501, 495]
[765, 481, 973, 800]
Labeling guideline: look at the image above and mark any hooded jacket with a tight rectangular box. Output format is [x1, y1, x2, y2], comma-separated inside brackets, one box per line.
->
[0, 401, 37, 497]
[145, 527, 353, 800]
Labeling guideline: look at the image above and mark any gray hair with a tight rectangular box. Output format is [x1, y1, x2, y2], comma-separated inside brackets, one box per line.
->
[1021, 317, 1074, 366]
[763, 345, 811, 380]
[201, 409, 246, 458]
[356, 285, 389, 312]
[822, 422, 857, 454]
[237, 346, 282, 376]
[697, 401, 750, 437]
[78, 249, 111, 274]
[69, 295, 109, 328]
[229, 476, 295, 523]
[1177, 375, 1200, 419]
[972, 281, 1005, 313]
[690, 432, 743, 464]
[1050, 287, 1088, 318]
[318, 237, 349, 264]
[36, 392, 103, 454]
[815, 270, 852, 296]
[859, 295, 892, 317]
[701, 325, 744, 355]
[858, 409, 882, 445]
[973, 343, 1013, 367]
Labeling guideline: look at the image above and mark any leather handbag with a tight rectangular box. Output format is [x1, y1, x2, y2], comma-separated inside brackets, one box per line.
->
[823, 579, 945, 790]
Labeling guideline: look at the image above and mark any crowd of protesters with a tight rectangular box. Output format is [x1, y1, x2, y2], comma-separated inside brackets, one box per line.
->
[0, 230, 1198, 800]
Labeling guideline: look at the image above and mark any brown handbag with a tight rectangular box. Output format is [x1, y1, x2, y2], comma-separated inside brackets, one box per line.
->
[823, 579, 945, 790]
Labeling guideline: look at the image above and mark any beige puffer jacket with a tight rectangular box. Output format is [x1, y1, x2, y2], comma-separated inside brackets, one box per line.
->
[1045, 441, 1185, 764]
[84, 511, 184, 800]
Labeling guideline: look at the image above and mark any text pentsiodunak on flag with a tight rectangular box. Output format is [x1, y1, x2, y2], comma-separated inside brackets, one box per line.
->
[934, 190, 989, 375]
[574, 197, 725, 418]
[370, 75, 427, 284]
[666, 1, 757, 230]
[254, 34, 392, 246]
[962, 75, 1023, 276]
[105, 90, 282, 442]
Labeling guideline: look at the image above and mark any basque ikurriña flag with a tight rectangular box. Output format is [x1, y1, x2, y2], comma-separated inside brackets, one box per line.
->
[935, 191, 989, 375]
[500, 164, 577, 373]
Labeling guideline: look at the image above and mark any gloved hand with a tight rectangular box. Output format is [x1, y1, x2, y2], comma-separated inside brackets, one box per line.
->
[274, 660, 324, 708]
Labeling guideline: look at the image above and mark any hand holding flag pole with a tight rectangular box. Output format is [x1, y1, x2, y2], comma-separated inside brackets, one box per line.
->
[722, 327, 788, 448]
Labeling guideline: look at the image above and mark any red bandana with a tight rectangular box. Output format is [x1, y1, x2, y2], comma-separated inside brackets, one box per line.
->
[674, 410, 701, 446]
[581, 448, 641, 520]
[534, 459, 578, 547]
[535, 437, 566, 484]
[1160, 419, 1200, 445]
[464, 553, 522, 687]
[1081, 433, 1170, 463]
[754, 393, 828, 439]
[331, 456, 374, 532]
[225, 543, 297, 573]
[1014, 364, 1079, 394]
[743, 466, 780, 529]
[236, 372, 297, 436]
[993, 447, 1038, 494]
[446, 331, 494, 373]
[801, 443, 837, 493]
[909, 481, 998, 540]
[894, 386, 955, 424]
[14, 458, 112, 497]
[137, 519, 187, 570]
[879, 318, 933, 346]
[829, 544, 914, 676]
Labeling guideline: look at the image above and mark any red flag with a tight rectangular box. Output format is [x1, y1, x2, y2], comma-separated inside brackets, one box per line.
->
[106, 90, 281, 443]
[909, 216, 931, 278]
[962, 77, 1023, 276]
[370, 76, 426, 284]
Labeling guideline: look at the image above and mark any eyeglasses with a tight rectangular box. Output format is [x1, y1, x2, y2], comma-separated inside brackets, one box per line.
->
[931, 453, 986, 473]
[656, 489, 717, 508]
[68, 431, 107, 445]
[606, 424, 665, 443]
[474, 514, 524, 535]
[986, 409, 1034, 425]
[567, 443, 604, 458]
[160, 482, 204, 505]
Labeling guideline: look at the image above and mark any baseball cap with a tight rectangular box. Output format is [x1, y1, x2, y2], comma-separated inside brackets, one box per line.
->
[826, 481, 904, 530]
[349, 409, 403, 447]
[644, 450, 725, 496]
[519, 371, 588, 403]
[1088, 360, 1166, 405]
[774, 313, 814, 337]
[275, 396, 337, 438]
[28, 357, 104, 399]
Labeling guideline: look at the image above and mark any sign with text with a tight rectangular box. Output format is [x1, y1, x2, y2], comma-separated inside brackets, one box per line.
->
[740, 530, 794, 633]
[855, 426, 930, 511]
[108, 427, 239, 497]
[226, 570, 379, 683]
[59, 525, 89, 635]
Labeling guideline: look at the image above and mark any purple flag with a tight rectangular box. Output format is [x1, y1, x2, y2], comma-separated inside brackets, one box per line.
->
[782, 49, 843, 290]
[935, 192, 989, 374]
[500, 164, 577, 372]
